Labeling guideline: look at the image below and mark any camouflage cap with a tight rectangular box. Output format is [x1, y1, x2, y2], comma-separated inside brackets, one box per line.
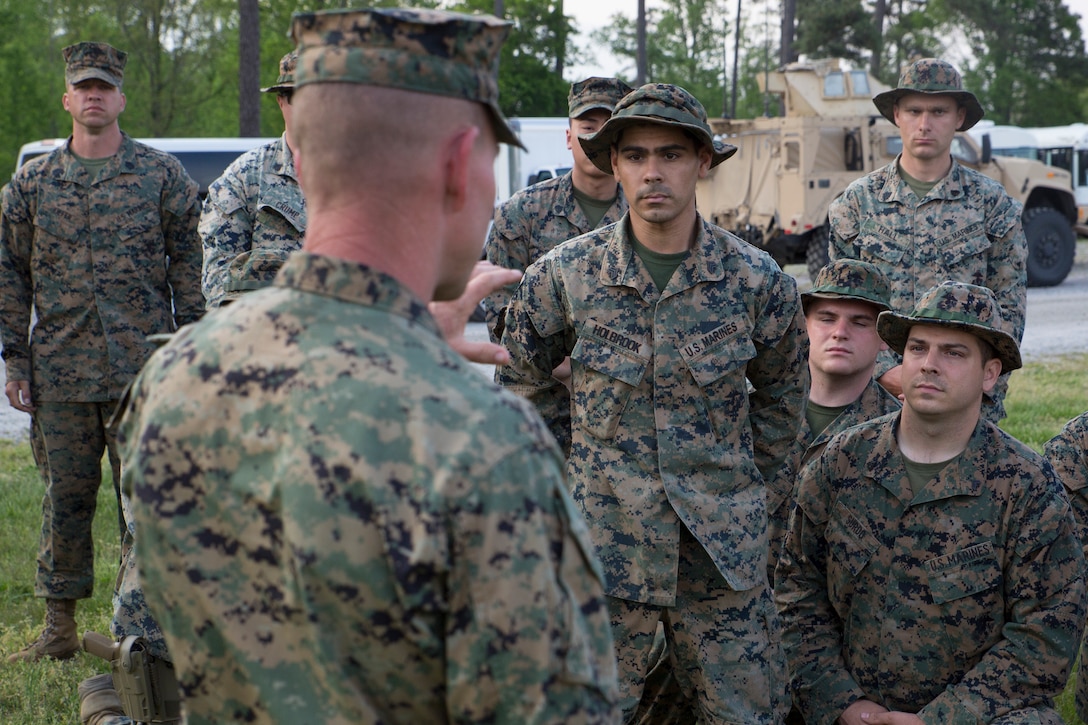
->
[568, 77, 634, 119]
[261, 51, 298, 94]
[873, 58, 984, 132]
[802, 259, 891, 313]
[578, 83, 737, 174]
[63, 42, 127, 88]
[289, 7, 524, 149]
[877, 281, 1022, 373]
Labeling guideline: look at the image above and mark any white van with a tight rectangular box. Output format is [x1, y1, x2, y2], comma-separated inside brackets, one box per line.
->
[15, 137, 277, 197]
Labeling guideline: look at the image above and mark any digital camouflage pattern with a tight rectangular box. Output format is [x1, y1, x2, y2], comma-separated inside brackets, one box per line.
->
[261, 50, 297, 93]
[498, 213, 806, 721]
[800, 257, 890, 312]
[291, 7, 523, 148]
[1044, 412, 1088, 724]
[33, 401, 122, 599]
[0, 133, 203, 401]
[568, 77, 633, 119]
[111, 491, 168, 661]
[766, 378, 900, 579]
[498, 212, 808, 601]
[872, 57, 984, 132]
[777, 415, 1086, 723]
[64, 41, 126, 88]
[483, 172, 627, 342]
[200, 134, 305, 308]
[123, 252, 620, 724]
[828, 158, 1027, 420]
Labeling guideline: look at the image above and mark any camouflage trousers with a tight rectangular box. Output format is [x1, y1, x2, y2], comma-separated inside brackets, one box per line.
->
[609, 528, 788, 725]
[31, 401, 123, 600]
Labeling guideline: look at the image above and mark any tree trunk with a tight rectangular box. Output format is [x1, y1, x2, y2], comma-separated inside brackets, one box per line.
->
[239, 0, 260, 137]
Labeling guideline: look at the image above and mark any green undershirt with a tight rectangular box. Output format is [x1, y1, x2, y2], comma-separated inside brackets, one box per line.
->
[71, 151, 110, 180]
[573, 186, 617, 230]
[898, 163, 938, 200]
[806, 401, 848, 438]
[903, 454, 959, 498]
[631, 235, 688, 291]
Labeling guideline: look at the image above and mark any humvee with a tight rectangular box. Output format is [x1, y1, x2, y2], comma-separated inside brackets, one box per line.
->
[696, 58, 1078, 286]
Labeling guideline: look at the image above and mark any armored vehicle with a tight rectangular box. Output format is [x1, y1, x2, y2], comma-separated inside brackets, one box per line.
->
[696, 59, 1078, 286]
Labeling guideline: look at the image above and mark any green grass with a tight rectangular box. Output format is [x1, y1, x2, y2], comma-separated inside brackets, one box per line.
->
[1, 354, 1087, 722]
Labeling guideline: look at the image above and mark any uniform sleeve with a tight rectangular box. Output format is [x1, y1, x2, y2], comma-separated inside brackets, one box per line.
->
[917, 466, 1086, 722]
[483, 197, 533, 344]
[199, 168, 254, 310]
[162, 165, 203, 326]
[1045, 414, 1088, 555]
[745, 268, 808, 484]
[445, 443, 619, 724]
[775, 446, 867, 723]
[496, 257, 572, 456]
[984, 196, 1027, 344]
[0, 177, 35, 382]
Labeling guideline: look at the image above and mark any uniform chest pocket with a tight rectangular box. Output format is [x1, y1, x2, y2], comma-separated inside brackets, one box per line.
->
[925, 541, 1001, 604]
[825, 500, 879, 579]
[680, 327, 754, 439]
[856, 219, 907, 266]
[570, 331, 649, 441]
[938, 224, 991, 269]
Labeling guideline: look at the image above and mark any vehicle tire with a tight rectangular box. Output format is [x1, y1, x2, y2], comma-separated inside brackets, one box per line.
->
[805, 225, 831, 281]
[1022, 205, 1076, 287]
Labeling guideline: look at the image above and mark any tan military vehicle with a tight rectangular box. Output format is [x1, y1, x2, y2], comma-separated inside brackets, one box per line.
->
[697, 58, 1078, 286]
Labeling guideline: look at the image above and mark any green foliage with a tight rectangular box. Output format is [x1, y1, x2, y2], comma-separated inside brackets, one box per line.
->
[795, 0, 876, 66]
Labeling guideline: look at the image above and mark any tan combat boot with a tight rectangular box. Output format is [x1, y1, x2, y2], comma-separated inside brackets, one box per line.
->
[78, 673, 126, 725]
[6, 598, 80, 662]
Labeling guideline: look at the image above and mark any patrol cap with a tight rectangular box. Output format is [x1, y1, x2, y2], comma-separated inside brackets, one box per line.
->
[873, 58, 984, 132]
[578, 83, 737, 174]
[568, 77, 633, 119]
[261, 51, 298, 94]
[802, 259, 891, 313]
[289, 7, 525, 149]
[877, 281, 1021, 373]
[63, 42, 127, 88]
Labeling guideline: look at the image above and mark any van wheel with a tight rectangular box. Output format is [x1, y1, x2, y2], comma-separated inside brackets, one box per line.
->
[1022, 206, 1075, 287]
[805, 225, 831, 281]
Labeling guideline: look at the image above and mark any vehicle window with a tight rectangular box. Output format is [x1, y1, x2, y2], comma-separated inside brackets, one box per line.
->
[171, 151, 250, 196]
[950, 136, 977, 165]
[823, 72, 846, 98]
[849, 70, 870, 97]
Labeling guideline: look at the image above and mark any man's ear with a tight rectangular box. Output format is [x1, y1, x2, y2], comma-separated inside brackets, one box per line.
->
[981, 356, 1003, 394]
[444, 125, 480, 213]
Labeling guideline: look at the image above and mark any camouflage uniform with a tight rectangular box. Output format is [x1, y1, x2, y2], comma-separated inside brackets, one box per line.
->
[483, 76, 631, 343]
[201, 51, 305, 309]
[124, 253, 618, 723]
[777, 281, 1086, 725]
[0, 130, 201, 602]
[1043, 412, 1088, 722]
[766, 378, 899, 577]
[122, 8, 618, 724]
[200, 134, 305, 308]
[828, 58, 1027, 422]
[499, 207, 808, 721]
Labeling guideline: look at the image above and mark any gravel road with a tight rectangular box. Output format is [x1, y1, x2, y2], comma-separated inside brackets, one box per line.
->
[2, 243, 1085, 442]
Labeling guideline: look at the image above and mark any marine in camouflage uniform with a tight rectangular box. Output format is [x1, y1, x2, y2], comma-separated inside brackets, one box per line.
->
[499, 83, 808, 723]
[200, 51, 306, 309]
[828, 58, 1026, 423]
[122, 8, 619, 723]
[0, 41, 201, 665]
[777, 282, 1086, 725]
[484, 76, 631, 343]
[766, 259, 900, 579]
[1043, 412, 1088, 723]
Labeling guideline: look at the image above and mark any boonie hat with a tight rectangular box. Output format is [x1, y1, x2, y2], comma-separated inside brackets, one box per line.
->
[578, 83, 737, 175]
[261, 51, 298, 93]
[290, 7, 525, 149]
[877, 281, 1021, 373]
[802, 259, 891, 313]
[63, 42, 127, 88]
[568, 77, 633, 119]
[872, 58, 984, 132]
